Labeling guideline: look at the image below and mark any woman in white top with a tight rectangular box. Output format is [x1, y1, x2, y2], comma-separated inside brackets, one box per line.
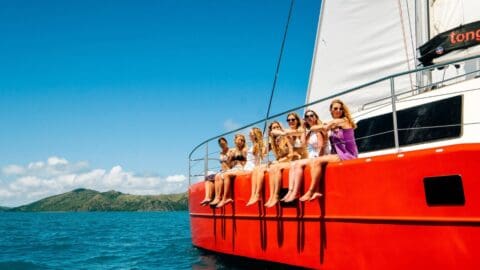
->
[243, 127, 265, 171]
[281, 109, 327, 203]
[246, 125, 287, 206]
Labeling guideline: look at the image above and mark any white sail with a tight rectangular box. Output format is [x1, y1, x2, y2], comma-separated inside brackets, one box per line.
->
[429, 0, 480, 36]
[305, 0, 480, 118]
[306, 0, 417, 117]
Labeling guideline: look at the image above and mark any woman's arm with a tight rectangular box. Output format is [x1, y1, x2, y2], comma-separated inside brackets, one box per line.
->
[309, 124, 325, 132]
[315, 131, 326, 156]
[285, 128, 304, 137]
[325, 117, 354, 130]
[270, 129, 287, 137]
[299, 127, 307, 146]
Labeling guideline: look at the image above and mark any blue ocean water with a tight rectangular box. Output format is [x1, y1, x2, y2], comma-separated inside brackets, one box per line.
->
[0, 211, 293, 270]
[0, 211, 275, 270]
[0, 212, 198, 269]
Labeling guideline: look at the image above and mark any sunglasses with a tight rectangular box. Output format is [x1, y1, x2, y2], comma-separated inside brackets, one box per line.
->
[305, 114, 315, 118]
[332, 107, 343, 111]
[287, 118, 297, 122]
[272, 125, 280, 129]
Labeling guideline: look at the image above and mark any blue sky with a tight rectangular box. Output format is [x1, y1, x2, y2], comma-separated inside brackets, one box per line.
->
[0, 0, 321, 206]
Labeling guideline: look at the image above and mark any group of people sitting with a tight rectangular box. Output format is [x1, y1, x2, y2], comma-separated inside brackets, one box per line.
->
[199, 99, 359, 208]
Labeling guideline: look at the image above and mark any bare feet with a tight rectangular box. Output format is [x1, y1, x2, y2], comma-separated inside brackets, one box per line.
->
[280, 190, 292, 202]
[300, 190, 323, 202]
[216, 198, 233, 208]
[299, 190, 313, 202]
[200, 198, 211, 206]
[284, 192, 299, 203]
[310, 192, 323, 201]
[209, 197, 221, 206]
[264, 198, 271, 207]
[265, 197, 278, 208]
[246, 194, 259, 206]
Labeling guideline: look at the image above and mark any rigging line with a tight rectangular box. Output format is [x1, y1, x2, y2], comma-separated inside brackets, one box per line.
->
[397, 0, 415, 90]
[404, 0, 417, 68]
[263, 0, 295, 134]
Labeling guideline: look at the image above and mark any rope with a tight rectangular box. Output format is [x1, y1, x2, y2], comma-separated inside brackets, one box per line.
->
[263, 0, 295, 134]
[397, 0, 415, 91]
[404, 0, 417, 67]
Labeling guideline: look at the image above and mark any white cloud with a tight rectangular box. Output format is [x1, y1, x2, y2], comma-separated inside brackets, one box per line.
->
[223, 118, 241, 131]
[165, 174, 186, 182]
[0, 157, 188, 207]
[28, 161, 44, 170]
[47, 156, 68, 166]
[2, 165, 25, 175]
[0, 189, 13, 198]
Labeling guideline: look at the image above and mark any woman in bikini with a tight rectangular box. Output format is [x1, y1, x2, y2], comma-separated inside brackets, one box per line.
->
[214, 128, 266, 208]
[210, 133, 247, 207]
[300, 99, 358, 201]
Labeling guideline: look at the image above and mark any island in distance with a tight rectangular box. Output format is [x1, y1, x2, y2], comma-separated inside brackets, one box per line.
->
[0, 188, 188, 212]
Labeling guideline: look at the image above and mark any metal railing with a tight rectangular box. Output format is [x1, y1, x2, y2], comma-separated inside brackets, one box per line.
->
[188, 54, 480, 185]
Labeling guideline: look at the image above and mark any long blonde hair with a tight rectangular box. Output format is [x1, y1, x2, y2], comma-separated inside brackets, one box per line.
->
[268, 121, 290, 160]
[251, 127, 265, 159]
[330, 99, 357, 129]
[234, 133, 246, 151]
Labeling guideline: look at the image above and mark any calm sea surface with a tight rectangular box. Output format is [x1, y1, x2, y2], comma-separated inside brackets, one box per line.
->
[0, 211, 280, 270]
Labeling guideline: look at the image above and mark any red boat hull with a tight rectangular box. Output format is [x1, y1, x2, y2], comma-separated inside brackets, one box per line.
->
[189, 144, 480, 269]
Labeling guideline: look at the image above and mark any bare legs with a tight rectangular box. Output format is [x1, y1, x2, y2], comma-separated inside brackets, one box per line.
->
[264, 162, 289, 207]
[246, 166, 266, 206]
[209, 173, 224, 205]
[281, 159, 309, 202]
[209, 155, 337, 208]
[216, 172, 235, 208]
[300, 154, 339, 201]
[200, 180, 214, 205]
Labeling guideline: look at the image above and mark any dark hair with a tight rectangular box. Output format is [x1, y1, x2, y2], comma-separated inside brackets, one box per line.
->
[218, 137, 227, 144]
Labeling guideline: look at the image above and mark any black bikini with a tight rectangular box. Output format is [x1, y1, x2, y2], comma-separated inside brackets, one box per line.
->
[231, 154, 246, 162]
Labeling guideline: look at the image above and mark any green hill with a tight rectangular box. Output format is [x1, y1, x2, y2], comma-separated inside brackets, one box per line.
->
[0, 206, 10, 212]
[9, 188, 188, 212]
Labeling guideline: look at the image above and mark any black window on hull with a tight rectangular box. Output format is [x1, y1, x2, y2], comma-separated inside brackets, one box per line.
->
[355, 95, 462, 153]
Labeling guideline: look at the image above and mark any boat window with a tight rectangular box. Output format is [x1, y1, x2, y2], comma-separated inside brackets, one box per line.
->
[423, 175, 465, 206]
[356, 95, 462, 153]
